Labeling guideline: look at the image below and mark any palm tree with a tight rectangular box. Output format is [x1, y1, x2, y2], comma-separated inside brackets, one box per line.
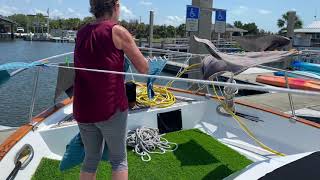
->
[277, 12, 303, 33]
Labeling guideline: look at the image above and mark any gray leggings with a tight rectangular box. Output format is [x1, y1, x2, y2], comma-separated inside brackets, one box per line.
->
[78, 110, 128, 173]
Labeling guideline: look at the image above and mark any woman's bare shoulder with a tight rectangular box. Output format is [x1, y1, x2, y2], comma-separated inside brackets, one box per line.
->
[113, 25, 132, 40]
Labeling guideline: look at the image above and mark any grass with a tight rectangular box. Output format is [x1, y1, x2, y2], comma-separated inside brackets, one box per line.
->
[32, 129, 252, 180]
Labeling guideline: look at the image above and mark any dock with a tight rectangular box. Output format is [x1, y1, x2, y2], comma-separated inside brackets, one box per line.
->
[0, 16, 17, 40]
[229, 68, 320, 121]
[237, 93, 320, 121]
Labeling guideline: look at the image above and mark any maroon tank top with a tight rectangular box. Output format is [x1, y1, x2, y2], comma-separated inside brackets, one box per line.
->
[74, 20, 128, 123]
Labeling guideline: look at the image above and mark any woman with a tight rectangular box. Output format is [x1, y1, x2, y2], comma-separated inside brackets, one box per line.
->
[74, 0, 148, 180]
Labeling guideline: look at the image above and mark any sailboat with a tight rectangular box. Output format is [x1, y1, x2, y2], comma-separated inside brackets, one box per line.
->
[0, 37, 319, 180]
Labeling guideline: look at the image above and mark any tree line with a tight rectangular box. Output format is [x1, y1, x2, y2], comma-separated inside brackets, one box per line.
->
[6, 11, 303, 38]
[7, 14, 186, 39]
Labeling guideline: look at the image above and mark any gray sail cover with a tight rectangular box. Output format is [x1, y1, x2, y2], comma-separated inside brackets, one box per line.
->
[194, 36, 294, 79]
[233, 35, 291, 52]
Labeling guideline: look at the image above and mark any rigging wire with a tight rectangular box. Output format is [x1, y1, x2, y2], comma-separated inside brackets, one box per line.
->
[46, 63, 320, 97]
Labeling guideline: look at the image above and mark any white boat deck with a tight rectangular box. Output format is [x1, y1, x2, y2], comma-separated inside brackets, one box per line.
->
[1, 89, 320, 180]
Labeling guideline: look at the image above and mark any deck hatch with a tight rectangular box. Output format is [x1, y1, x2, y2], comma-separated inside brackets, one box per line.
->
[157, 110, 182, 134]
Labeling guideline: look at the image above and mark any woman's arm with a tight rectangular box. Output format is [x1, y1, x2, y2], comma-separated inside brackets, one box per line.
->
[112, 25, 149, 74]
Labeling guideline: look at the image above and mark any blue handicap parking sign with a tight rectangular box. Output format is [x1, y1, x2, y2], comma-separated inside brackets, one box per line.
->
[186, 5, 200, 19]
[215, 10, 226, 22]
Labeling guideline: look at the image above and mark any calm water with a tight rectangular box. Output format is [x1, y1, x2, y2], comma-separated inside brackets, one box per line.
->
[0, 40, 184, 127]
[0, 40, 75, 127]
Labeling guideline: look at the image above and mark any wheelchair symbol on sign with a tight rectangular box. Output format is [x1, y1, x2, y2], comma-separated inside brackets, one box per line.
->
[189, 8, 196, 18]
[217, 11, 224, 21]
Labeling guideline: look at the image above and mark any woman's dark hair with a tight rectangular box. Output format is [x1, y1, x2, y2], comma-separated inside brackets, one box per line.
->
[90, 0, 117, 18]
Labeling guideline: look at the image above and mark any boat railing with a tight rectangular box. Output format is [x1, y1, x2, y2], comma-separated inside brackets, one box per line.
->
[23, 51, 320, 126]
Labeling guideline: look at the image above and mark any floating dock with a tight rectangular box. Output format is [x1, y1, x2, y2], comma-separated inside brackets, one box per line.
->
[233, 68, 320, 123]
[237, 93, 320, 122]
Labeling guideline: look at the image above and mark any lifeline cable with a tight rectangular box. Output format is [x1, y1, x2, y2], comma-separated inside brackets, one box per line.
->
[46, 63, 320, 97]
[10, 50, 320, 96]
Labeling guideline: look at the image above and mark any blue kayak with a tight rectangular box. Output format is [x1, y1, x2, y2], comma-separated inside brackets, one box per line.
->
[274, 71, 320, 80]
[292, 61, 320, 73]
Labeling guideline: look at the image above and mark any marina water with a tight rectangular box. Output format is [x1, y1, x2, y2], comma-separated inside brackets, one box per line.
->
[0, 40, 182, 127]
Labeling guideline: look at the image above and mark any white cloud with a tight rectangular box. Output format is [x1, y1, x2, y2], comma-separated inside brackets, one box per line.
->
[230, 5, 249, 15]
[33, 8, 46, 15]
[164, 16, 184, 26]
[0, 5, 19, 16]
[67, 8, 75, 13]
[50, 9, 64, 18]
[120, 5, 135, 20]
[49, 8, 81, 19]
[258, 9, 272, 15]
[140, 0, 152, 6]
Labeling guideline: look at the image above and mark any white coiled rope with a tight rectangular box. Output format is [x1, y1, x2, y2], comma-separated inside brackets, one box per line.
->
[126, 127, 178, 162]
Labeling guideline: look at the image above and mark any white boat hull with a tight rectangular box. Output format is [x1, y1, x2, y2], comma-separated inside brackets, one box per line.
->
[0, 90, 319, 180]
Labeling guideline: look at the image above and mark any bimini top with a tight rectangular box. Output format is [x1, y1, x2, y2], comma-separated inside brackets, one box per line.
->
[295, 21, 320, 33]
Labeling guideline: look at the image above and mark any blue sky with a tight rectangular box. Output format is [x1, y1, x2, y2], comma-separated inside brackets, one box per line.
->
[0, 0, 319, 32]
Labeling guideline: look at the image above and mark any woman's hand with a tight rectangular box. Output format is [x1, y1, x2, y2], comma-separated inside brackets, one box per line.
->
[113, 25, 149, 74]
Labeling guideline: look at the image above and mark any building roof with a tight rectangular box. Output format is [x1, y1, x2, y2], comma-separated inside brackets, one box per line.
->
[0, 16, 18, 25]
[295, 21, 320, 33]
[212, 23, 248, 33]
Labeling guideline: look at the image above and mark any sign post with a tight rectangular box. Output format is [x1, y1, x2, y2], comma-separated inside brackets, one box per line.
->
[188, 0, 213, 81]
[186, 5, 200, 32]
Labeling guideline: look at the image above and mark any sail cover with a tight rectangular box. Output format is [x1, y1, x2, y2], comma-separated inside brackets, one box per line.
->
[233, 35, 291, 52]
[194, 36, 294, 79]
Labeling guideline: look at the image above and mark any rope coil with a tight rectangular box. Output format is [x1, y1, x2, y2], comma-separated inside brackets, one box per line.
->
[127, 127, 178, 162]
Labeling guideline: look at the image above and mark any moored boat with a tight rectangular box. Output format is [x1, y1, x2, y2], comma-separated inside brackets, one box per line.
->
[257, 75, 320, 91]
[292, 61, 320, 74]
[274, 71, 320, 80]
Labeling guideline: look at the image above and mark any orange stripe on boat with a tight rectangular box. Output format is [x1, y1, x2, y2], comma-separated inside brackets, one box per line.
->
[0, 98, 73, 161]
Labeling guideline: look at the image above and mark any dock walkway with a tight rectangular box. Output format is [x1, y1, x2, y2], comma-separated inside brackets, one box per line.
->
[237, 93, 320, 119]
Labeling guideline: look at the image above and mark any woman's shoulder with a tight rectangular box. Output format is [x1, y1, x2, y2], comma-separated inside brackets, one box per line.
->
[112, 25, 131, 38]
[77, 24, 91, 37]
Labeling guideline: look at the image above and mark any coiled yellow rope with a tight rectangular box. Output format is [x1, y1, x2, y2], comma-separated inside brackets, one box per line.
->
[212, 85, 286, 157]
[136, 85, 176, 108]
[136, 63, 201, 108]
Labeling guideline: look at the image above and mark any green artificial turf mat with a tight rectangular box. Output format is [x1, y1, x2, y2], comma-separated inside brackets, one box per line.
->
[32, 129, 252, 180]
